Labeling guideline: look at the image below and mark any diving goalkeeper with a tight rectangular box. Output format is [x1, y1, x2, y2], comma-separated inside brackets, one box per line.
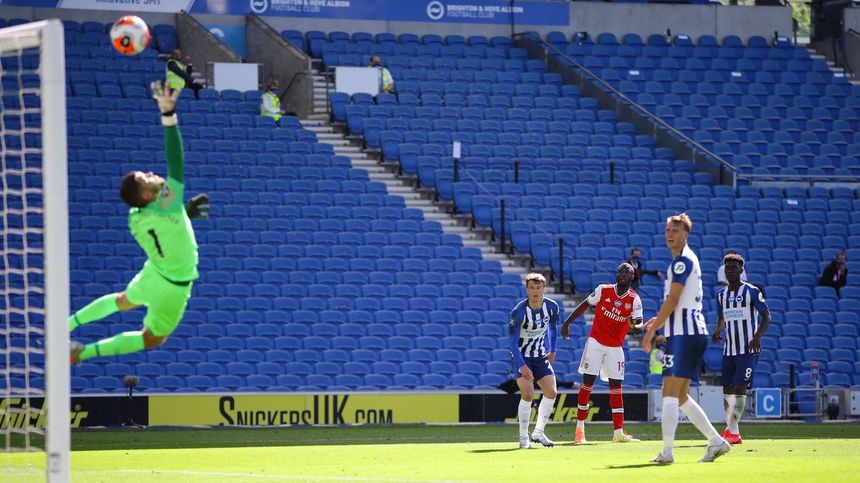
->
[70, 81, 207, 364]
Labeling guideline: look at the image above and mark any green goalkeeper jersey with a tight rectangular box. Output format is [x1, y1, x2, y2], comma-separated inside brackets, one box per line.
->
[128, 124, 199, 282]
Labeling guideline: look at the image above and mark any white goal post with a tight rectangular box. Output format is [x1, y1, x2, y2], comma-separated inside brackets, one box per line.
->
[0, 19, 70, 482]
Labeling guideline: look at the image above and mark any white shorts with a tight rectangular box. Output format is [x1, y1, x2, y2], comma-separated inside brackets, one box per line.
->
[578, 337, 625, 382]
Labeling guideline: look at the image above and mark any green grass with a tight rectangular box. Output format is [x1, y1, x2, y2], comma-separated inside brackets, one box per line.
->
[6, 423, 860, 482]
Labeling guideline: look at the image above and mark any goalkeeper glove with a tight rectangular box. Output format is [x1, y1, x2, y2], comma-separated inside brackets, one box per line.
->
[185, 193, 209, 219]
[151, 80, 180, 118]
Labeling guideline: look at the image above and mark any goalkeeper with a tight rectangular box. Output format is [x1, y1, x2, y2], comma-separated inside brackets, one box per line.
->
[70, 81, 207, 364]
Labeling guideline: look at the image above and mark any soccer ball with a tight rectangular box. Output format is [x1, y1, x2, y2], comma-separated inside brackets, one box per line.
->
[110, 16, 150, 56]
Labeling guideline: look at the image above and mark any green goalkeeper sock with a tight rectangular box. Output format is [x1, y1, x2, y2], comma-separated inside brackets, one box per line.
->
[79, 331, 145, 361]
[69, 293, 120, 332]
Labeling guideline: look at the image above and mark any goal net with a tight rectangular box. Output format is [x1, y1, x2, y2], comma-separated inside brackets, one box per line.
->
[1, 19, 70, 482]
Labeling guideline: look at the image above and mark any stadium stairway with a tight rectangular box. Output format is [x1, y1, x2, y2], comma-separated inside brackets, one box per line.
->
[306, 63, 580, 311]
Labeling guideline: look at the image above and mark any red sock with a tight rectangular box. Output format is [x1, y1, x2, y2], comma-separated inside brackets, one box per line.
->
[577, 384, 593, 421]
[610, 385, 624, 431]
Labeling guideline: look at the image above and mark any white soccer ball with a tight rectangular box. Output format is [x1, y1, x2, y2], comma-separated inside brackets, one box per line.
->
[110, 15, 150, 56]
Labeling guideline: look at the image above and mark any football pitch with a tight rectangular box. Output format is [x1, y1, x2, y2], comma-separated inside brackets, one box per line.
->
[5, 423, 860, 482]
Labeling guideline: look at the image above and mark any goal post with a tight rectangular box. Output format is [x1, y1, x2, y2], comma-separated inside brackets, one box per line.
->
[1, 19, 70, 482]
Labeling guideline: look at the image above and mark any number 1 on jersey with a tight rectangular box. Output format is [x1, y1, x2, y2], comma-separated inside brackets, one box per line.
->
[147, 228, 164, 257]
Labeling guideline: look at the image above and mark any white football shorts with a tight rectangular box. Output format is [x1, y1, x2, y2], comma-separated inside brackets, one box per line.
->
[578, 337, 625, 382]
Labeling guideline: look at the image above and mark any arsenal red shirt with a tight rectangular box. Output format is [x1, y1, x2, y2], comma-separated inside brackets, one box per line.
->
[585, 284, 643, 347]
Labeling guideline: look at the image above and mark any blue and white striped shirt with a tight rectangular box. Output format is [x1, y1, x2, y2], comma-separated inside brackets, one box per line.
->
[717, 282, 769, 356]
[508, 298, 560, 368]
[664, 244, 708, 337]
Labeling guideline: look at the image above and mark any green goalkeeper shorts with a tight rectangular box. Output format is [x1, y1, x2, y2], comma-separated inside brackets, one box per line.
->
[125, 262, 193, 337]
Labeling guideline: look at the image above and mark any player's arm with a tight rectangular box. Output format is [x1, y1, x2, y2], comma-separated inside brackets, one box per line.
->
[712, 316, 726, 344]
[628, 293, 644, 334]
[546, 305, 559, 362]
[508, 312, 532, 382]
[712, 292, 725, 344]
[642, 281, 683, 352]
[748, 289, 771, 354]
[747, 310, 769, 355]
[151, 81, 183, 182]
[643, 268, 664, 280]
[562, 290, 597, 340]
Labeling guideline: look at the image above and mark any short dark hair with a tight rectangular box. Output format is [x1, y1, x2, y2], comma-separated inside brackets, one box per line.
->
[630, 247, 640, 255]
[119, 172, 145, 208]
[618, 262, 634, 273]
[723, 252, 745, 267]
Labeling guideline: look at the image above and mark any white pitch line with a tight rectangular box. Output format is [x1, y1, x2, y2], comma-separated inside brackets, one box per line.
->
[71, 436, 514, 450]
[75, 468, 477, 482]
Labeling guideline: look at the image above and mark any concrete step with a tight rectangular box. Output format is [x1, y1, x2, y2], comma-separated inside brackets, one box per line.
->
[333, 145, 363, 152]
[336, 152, 371, 160]
[351, 163, 385, 171]
[300, 119, 326, 127]
[362, 170, 391, 181]
[316, 132, 346, 140]
[386, 186, 425, 194]
[317, 134, 344, 141]
[303, 125, 334, 133]
[422, 212, 460, 221]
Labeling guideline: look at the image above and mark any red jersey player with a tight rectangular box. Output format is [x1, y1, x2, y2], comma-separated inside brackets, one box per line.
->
[561, 262, 644, 444]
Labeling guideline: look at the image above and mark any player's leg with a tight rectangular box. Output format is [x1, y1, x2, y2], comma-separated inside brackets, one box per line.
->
[68, 291, 140, 332]
[70, 274, 152, 363]
[725, 353, 754, 443]
[604, 345, 638, 442]
[720, 355, 743, 443]
[724, 384, 747, 443]
[608, 379, 639, 442]
[720, 354, 734, 438]
[670, 336, 730, 461]
[650, 374, 684, 463]
[674, 339, 722, 447]
[531, 361, 557, 447]
[515, 358, 536, 449]
[574, 373, 596, 444]
[575, 338, 604, 444]
[678, 376, 721, 442]
[651, 335, 691, 463]
[72, 270, 189, 363]
[679, 376, 730, 462]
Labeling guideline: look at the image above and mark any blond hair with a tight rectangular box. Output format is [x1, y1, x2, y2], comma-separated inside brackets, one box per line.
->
[666, 212, 692, 233]
[525, 272, 546, 286]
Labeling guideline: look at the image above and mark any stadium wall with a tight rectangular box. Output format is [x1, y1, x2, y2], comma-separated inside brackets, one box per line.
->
[844, 9, 860, 78]
[0, 4, 792, 45]
[1, 392, 649, 428]
[259, 4, 792, 43]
